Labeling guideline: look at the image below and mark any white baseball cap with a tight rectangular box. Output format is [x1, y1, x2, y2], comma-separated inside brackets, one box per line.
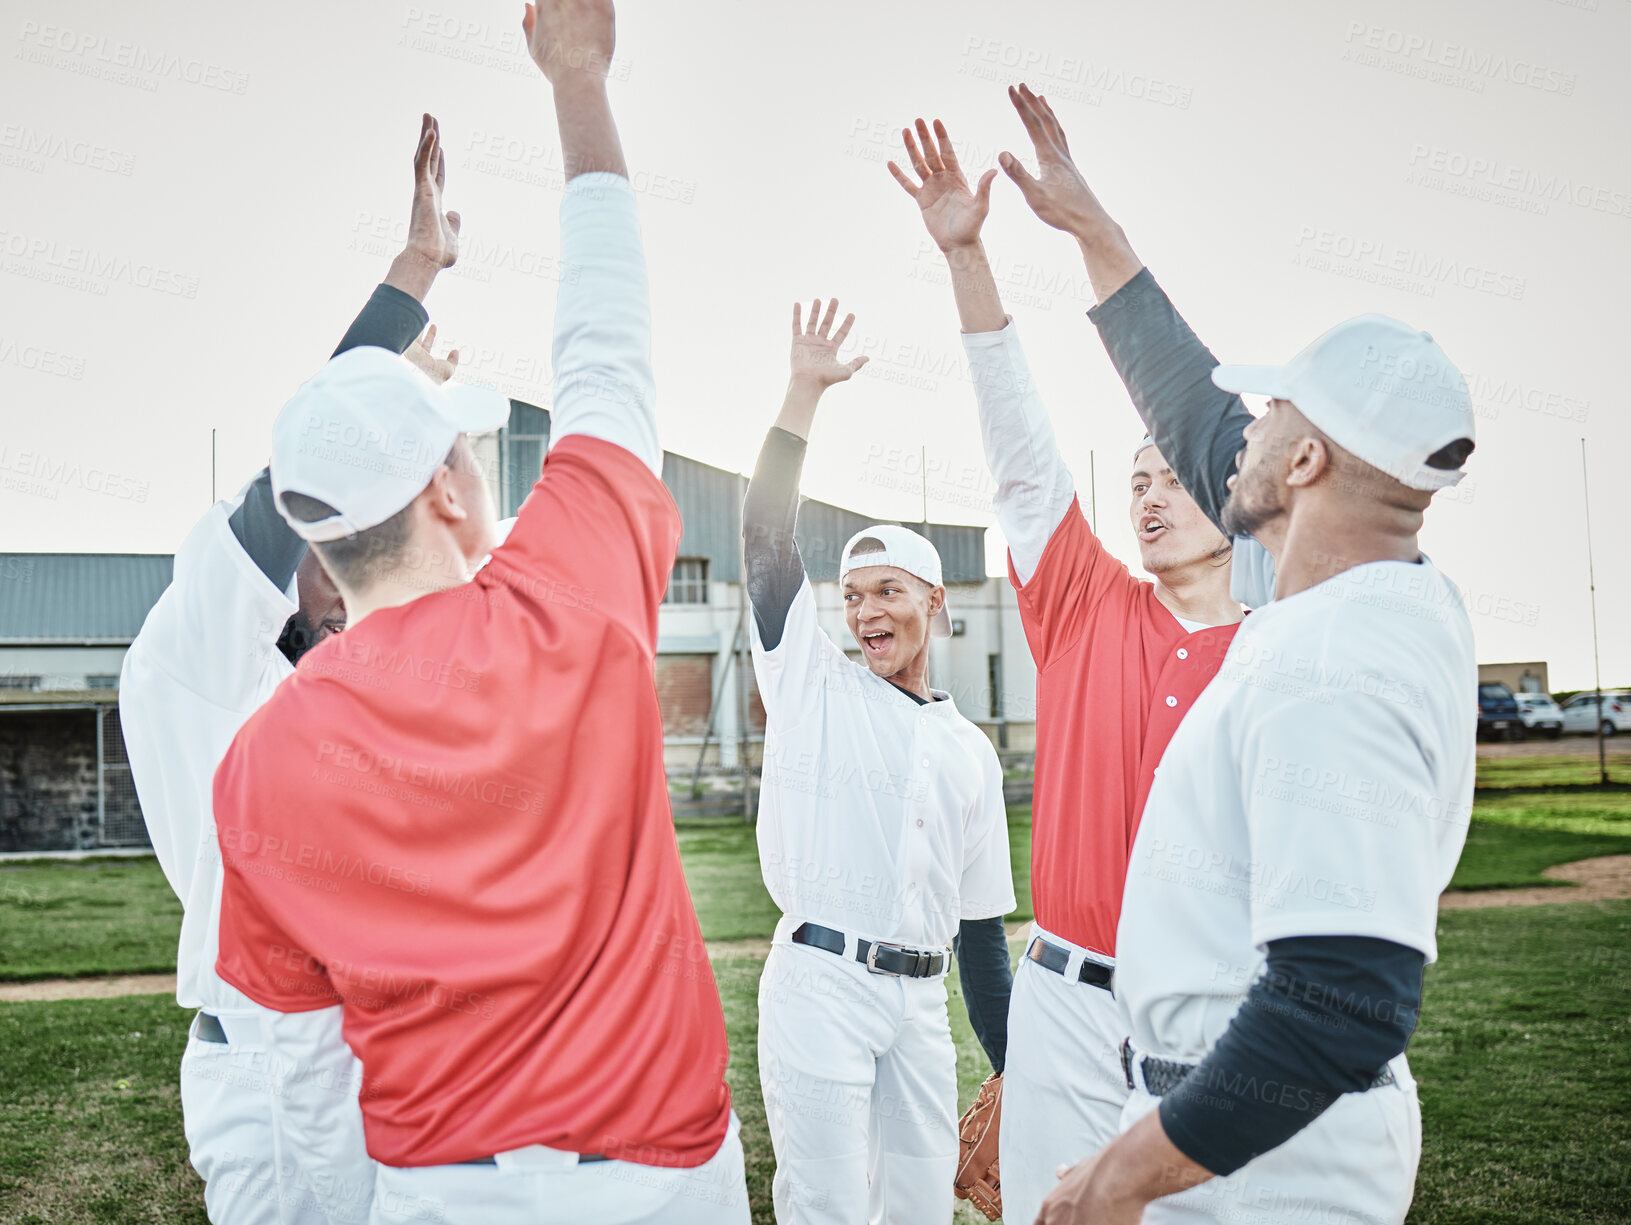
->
[1211, 315, 1475, 491]
[270, 346, 511, 542]
[839, 524, 952, 639]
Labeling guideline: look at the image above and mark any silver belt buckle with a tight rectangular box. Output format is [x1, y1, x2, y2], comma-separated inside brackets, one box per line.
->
[864, 940, 903, 976]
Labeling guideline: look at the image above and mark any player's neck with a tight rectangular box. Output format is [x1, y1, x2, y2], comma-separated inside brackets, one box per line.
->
[1274, 500, 1423, 600]
[341, 561, 473, 628]
[1153, 558, 1241, 628]
[882, 649, 933, 702]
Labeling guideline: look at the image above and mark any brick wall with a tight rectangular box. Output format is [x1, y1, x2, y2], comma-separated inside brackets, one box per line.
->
[0, 709, 98, 850]
[0, 708, 146, 852]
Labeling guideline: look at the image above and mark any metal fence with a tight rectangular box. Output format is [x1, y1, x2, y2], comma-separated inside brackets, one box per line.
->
[97, 706, 148, 847]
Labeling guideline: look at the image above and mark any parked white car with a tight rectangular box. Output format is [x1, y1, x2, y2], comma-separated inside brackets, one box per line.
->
[1558, 690, 1631, 737]
[1514, 693, 1563, 739]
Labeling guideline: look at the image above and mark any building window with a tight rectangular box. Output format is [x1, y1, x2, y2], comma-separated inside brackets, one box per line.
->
[86, 675, 120, 690]
[497, 402, 550, 518]
[664, 558, 709, 605]
[0, 676, 40, 691]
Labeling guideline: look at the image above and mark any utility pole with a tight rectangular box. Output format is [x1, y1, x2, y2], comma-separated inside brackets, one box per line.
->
[737, 473, 754, 821]
[921, 444, 929, 527]
[1582, 439, 1608, 785]
[1088, 449, 1096, 526]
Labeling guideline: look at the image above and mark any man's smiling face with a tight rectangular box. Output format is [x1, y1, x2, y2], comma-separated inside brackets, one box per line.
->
[843, 564, 942, 678]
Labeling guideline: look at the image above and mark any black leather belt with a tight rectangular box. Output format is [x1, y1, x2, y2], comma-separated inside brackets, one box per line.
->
[1026, 935, 1113, 992]
[1120, 1038, 1397, 1096]
[195, 1012, 229, 1044]
[791, 922, 948, 978]
[459, 1154, 611, 1166]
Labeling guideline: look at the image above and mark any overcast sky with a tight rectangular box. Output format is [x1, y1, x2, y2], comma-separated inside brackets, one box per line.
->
[2, 0, 1627, 688]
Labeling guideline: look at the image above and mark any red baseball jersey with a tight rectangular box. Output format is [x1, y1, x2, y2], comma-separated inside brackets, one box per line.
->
[214, 435, 732, 1169]
[1013, 497, 1239, 957]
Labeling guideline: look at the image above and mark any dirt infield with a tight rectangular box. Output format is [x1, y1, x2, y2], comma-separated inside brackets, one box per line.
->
[0, 972, 178, 1003]
[1477, 735, 1631, 761]
[7, 871, 1630, 1008]
[1436, 854, 1631, 910]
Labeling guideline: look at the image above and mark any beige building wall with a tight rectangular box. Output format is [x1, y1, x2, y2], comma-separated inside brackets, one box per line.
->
[1478, 661, 1550, 694]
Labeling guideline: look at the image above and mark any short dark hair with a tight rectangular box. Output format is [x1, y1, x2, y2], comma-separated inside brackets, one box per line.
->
[849, 536, 887, 556]
[281, 492, 415, 590]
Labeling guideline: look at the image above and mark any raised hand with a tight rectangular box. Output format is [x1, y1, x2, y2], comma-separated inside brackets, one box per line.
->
[1000, 84, 1118, 242]
[523, 0, 615, 85]
[402, 323, 460, 385]
[407, 113, 461, 270]
[790, 299, 868, 389]
[1001, 83, 1142, 304]
[888, 119, 998, 254]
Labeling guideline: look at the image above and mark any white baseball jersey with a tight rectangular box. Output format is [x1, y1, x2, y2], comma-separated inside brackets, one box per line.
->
[121, 497, 296, 1012]
[751, 578, 1015, 948]
[1116, 559, 1476, 1062]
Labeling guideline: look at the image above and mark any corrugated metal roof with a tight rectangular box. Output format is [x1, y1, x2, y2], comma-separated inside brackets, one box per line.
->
[663, 452, 746, 584]
[0, 554, 173, 643]
[1, 421, 989, 643]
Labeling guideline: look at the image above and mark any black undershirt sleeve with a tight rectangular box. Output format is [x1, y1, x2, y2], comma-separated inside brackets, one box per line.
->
[1158, 935, 1425, 1176]
[330, 282, 431, 360]
[228, 284, 430, 591]
[1085, 268, 1253, 536]
[741, 427, 809, 651]
[953, 915, 1013, 1073]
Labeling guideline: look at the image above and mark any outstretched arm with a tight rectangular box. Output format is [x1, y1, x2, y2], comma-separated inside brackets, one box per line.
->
[234, 113, 458, 596]
[999, 85, 1252, 537]
[525, 0, 660, 474]
[888, 117, 1074, 586]
[743, 300, 867, 650]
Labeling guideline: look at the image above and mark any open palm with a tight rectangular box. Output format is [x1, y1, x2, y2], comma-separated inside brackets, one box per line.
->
[888, 118, 998, 252]
[790, 298, 867, 388]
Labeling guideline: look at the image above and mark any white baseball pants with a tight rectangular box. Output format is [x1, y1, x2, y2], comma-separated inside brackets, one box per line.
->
[180, 1008, 373, 1224]
[366, 1113, 749, 1225]
[1120, 1055, 1422, 1225]
[998, 924, 1130, 1225]
[757, 931, 959, 1224]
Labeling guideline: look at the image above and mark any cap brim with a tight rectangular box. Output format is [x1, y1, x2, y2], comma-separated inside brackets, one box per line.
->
[438, 382, 512, 435]
[931, 605, 952, 639]
[1211, 364, 1290, 399]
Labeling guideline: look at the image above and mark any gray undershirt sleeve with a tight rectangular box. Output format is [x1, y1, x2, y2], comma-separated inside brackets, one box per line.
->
[741, 427, 809, 652]
[953, 915, 1013, 1073]
[1085, 268, 1249, 533]
[1158, 935, 1424, 1176]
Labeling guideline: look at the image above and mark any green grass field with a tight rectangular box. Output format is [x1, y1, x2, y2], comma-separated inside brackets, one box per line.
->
[3, 772, 1629, 1222]
[1474, 749, 1631, 789]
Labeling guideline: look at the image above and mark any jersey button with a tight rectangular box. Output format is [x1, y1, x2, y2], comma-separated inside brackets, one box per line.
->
[921, 757, 929, 767]
[916, 819, 925, 828]
[1176, 648, 1188, 660]
[1165, 695, 1177, 707]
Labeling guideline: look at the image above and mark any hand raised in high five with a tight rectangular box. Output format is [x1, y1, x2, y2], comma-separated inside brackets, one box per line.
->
[776, 299, 868, 440]
[523, 0, 615, 86]
[888, 119, 998, 254]
[790, 298, 868, 389]
[385, 114, 461, 301]
[1000, 83, 1141, 302]
[408, 113, 461, 270]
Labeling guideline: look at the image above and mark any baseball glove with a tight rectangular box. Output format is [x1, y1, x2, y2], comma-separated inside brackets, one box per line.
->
[953, 1071, 1003, 1220]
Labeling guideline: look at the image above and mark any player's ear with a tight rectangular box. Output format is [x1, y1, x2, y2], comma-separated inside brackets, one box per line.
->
[421, 463, 471, 525]
[1285, 436, 1327, 489]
